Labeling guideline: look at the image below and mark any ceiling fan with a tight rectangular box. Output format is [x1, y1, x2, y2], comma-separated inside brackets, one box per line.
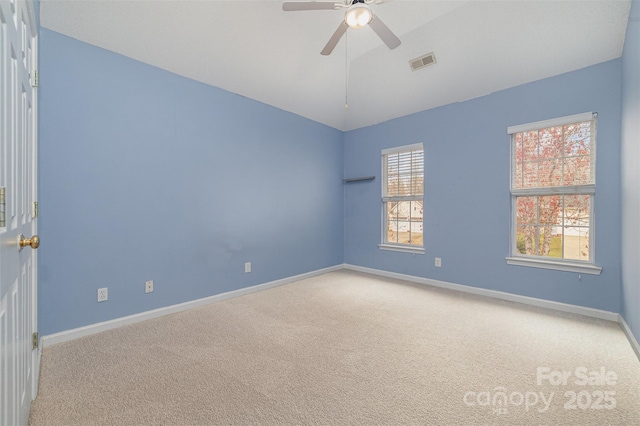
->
[282, 0, 401, 56]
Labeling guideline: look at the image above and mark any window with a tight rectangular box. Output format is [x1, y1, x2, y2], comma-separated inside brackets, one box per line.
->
[380, 143, 424, 253]
[506, 112, 601, 275]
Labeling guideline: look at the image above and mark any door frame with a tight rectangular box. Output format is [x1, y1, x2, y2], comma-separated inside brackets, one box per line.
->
[27, 0, 39, 401]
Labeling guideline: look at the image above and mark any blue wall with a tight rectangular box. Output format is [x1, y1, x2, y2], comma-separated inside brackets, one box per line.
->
[621, 0, 640, 346]
[38, 29, 344, 336]
[344, 60, 623, 312]
[40, 20, 634, 337]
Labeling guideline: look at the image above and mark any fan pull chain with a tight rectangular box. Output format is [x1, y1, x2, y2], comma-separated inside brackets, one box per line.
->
[345, 30, 349, 109]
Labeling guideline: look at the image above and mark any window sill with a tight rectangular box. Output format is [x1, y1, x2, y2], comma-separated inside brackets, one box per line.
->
[379, 244, 425, 254]
[505, 256, 602, 275]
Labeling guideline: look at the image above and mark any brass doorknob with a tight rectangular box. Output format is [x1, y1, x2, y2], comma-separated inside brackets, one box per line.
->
[19, 234, 40, 250]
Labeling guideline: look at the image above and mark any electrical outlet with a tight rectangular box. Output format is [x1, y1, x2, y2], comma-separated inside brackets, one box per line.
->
[145, 280, 154, 293]
[97, 287, 108, 302]
[245, 262, 251, 273]
[435, 257, 442, 268]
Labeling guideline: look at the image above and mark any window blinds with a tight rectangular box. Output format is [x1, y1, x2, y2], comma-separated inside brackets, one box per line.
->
[382, 144, 424, 200]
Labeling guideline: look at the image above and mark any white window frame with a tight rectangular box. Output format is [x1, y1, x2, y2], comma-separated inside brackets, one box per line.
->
[505, 112, 601, 275]
[379, 143, 425, 254]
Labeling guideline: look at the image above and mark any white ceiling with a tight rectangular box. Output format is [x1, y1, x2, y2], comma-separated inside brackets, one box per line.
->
[40, 0, 632, 131]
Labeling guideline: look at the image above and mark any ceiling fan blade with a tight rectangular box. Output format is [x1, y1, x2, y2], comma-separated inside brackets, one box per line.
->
[321, 21, 348, 56]
[369, 14, 401, 50]
[282, 2, 340, 11]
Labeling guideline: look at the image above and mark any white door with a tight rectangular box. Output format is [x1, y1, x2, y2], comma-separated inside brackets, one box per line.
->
[0, 0, 39, 425]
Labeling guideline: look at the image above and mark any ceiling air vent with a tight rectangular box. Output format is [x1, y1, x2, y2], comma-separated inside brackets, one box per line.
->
[409, 52, 436, 72]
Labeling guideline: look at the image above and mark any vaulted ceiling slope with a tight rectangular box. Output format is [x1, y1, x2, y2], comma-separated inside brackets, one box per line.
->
[40, 0, 631, 131]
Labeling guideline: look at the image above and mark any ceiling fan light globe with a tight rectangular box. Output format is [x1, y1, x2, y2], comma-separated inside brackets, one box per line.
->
[345, 4, 372, 29]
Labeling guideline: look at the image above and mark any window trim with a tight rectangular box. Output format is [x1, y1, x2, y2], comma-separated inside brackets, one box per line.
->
[507, 112, 595, 135]
[380, 143, 424, 252]
[506, 112, 601, 274]
[505, 257, 601, 275]
[378, 243, 425, 254]
[381, 142, 424, 156]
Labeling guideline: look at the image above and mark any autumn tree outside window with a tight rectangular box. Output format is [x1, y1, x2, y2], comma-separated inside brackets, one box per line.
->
[506, 112, 602, 275]
[380, 143, 424, 254]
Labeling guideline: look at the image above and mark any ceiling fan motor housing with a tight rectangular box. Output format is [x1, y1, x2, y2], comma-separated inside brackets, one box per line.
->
[345, 2, 372, 28]
[282, 0, 401, 55]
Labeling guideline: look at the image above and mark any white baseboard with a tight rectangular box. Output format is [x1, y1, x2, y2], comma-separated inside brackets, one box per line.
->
[41, 264, 343, 348]
[619, 315, 640, 360]
[343, 264, 640, 360]
[343, 264, 619, 322]
[42, 262, 640, 363]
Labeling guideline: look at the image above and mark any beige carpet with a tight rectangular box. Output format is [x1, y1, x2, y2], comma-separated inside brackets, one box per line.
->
[29, 270, 640, 425]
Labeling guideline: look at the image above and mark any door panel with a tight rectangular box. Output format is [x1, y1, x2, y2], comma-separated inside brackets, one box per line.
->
[0, 1, 38, 425]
